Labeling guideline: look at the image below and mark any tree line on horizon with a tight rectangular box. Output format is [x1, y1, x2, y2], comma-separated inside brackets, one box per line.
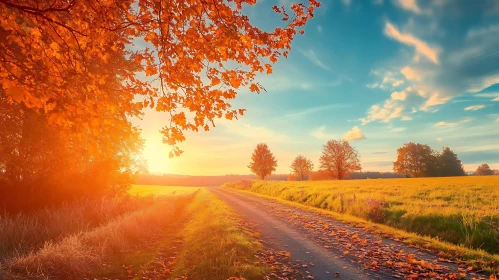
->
[248, 141, 495, 180]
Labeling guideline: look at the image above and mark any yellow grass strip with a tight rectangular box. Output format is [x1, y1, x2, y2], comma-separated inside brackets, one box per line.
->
[172, 188, 268, 279]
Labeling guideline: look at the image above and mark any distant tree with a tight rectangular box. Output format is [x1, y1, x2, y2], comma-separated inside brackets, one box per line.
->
[287, 174, 298, 181]
[438, 147, 466, 177]
[290, 155, 314, 181]
[475, 164, 494, 176]
[309, 170, 332, 181]
[393, 142, 438, 178]
[319, 140, 361, 180]
[248, 143, 277, 180]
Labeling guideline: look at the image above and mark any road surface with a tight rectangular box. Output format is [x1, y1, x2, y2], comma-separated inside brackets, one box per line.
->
[211, 187, 487, 280]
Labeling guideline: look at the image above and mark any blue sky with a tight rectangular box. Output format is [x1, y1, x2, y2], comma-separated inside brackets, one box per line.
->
[135, 0, 499, 175]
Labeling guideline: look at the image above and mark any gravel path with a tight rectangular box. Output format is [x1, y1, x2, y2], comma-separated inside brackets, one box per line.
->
[211, 187, 488, 280]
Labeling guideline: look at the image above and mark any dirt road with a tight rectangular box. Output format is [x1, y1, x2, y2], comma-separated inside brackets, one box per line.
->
[211, 188, 487, 280]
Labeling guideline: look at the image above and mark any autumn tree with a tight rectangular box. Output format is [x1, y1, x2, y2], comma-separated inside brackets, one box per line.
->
[319, 140, 361, 180]
[437, 147, 465, 177]
[0, 0, 318, 207]
[290, 155, 314, 180]
[393, 142, 438, 178]
[475, 164, 493, 176]
[248, 143, 277, 180]
[0, 0, 320, 157]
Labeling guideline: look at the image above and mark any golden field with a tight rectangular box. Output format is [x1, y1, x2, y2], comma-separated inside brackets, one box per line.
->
[224, 176, 499, 254]
[129, 184, 201, 196]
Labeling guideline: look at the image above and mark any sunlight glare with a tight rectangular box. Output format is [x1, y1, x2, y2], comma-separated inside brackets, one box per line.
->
[142, 134, 171, 174]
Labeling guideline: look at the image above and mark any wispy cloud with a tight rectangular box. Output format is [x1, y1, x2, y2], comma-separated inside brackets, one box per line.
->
[300, 49, 331, 71]
[464, 105, 486, 111]
[384, 21, 439, 64]
[361, 99, 405, 124]
[474, 92, 499, 98]
[372, 0, 383, 5]
[391, 91, 407, 101]
[222, 121, 288, 142]
[317, 25, 323, 33]
[343, 126, 366, 141]
[434, 118, 472, 127]
[494, 97, 499, 101]
[437, 137, 442, 142]
[366, 68, 404, 90]
[284, 104, 351, 118]
[311, 126, 335, 140]
[394, 0, 424, 14]
[400, 66, 422, 81]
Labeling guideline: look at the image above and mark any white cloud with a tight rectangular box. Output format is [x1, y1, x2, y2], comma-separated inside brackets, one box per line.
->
[317, 25, 323, 33]
[384, 21, 439, 64]
[395, 0, 423, 14]
[434, 118, 472, 127]
[300, 49, 331, 71]
[392, 80, 404, 87]
[474, 92, 499, 98]
[361, 99, 404, 124]
[402, 116, 413, 121]
[366, 69, 405, 90]
[494, 97, 499, 101]
[343, 126, 366, 141]
[400, 66, 422, 81]
[421, 92, 450, 109]
[311, 126, 335, 140]
[464, 105, 486, 111]
[466, 74, 499, 93]
[391, 91, 407, 100]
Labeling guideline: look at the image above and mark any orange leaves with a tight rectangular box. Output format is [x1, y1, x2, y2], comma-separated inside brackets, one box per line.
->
[144, 32, 157, 42]
[0, 0, 319, 157]
[145, 65, 157, 76]
[265, 64, 273, 74]
[211, 77, 221, 86]
[4, 85, 26, 103]
[249, 83, 261, 93]
[172, 112, 187, 127]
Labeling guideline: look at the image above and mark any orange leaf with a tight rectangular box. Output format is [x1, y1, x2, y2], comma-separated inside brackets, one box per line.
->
[265, 64, 272, 74]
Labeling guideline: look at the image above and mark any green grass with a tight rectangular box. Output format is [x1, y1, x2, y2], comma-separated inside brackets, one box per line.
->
[223, 176, 499, 255]
[130, 184, 200, 196]
[172, 188, 268, 279]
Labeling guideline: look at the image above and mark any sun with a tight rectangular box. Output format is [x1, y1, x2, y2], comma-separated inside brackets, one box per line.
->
[142, 134, 171, 174]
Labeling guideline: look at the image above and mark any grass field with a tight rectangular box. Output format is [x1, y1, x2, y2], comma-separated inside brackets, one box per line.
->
[224, 176, 499, 254]
[129, 184, 201, 196]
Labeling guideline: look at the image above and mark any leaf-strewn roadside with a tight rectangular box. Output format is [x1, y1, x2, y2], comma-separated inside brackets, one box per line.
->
[223, 181, 499, 277]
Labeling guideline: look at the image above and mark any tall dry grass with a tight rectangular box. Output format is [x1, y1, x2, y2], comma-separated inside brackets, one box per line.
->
[0, 196, 154, 262]
[0, 193, 195, 279]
